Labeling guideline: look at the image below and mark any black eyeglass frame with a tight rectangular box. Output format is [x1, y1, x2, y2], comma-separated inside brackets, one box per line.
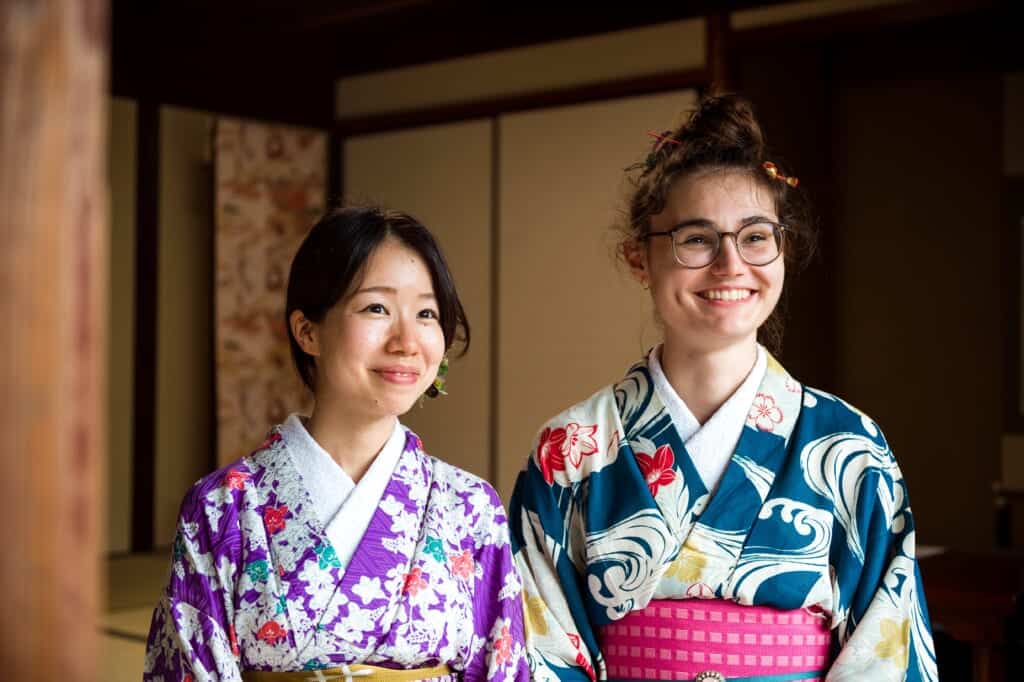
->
[639, 221, 788, 269]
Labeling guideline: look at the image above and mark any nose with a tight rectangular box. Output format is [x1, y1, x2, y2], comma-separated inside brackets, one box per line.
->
[709, 234, 746, 276]
[386, 315, 419, 355]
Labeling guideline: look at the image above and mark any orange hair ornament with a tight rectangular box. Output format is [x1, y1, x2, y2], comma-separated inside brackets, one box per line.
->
[762, 161, 799, 188]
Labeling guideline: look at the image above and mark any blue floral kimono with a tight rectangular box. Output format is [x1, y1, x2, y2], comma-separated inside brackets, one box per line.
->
[145, 426, 528, 681]
[509, 351, 937, 681]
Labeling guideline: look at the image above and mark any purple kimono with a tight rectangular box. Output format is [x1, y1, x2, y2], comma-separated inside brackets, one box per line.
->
[144, 426, 528, 681]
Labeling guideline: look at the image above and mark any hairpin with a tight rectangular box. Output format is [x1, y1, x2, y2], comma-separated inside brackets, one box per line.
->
[625, 130, 683, 175]
[762, 161, 799, 188]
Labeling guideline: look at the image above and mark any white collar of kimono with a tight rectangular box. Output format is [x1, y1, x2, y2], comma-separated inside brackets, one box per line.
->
[648, 343, 767, 494]
[281, 413, 405, 569]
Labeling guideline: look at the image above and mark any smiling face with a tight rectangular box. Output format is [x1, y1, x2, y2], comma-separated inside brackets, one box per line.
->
[291, 237, 446, 422]
[627, 170, 785, 354]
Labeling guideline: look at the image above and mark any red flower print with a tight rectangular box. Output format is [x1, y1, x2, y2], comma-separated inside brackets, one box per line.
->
[494, 625, 512, 664]
[749, 393, 784, 432]
[536, 422, 600, 485]
[250, 432, 282, 456]
[256, 620, 287, 645]
[184, 676, 193, 682]
[277, 564, 286, 577]
[229, 625, 240, 656]
[562, 423, 599, 468]
[567, 634, 596, 681]
[785, 378, 801, 394]
[263, 505, 289, 534]
[635, 444, 676, 497]
[402, 567, 428, 596]
[222, 469, 250, 491]
[450, 550, 474, 580]
[537, 427, 567, 484]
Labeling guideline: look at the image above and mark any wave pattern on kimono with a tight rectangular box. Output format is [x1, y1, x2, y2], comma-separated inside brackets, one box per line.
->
[509, 352, 937, 681]
[145, 427, 528, 682]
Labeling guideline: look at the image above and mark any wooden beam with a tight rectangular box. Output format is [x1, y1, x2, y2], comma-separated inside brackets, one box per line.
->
[0, 0, 107, 679]
[336, 69, 709, 137]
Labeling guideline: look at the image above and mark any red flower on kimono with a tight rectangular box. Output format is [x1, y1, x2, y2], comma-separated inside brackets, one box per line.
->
[222, 469, 250, 491]
[184, 676, 193, 682]
[402, 567, 428, 596]
[536, 422, 599, 484]
[251, 432, 282, 455]
[229, 625, 240, 656]
[263, 505, 289, 534]
[562, 423, 599, 468]
[749, 393, 784, 432]
[567, 633, 597, 681]
[537, 427, 567, 484]
[256, 620, 287, 645]
[635, 444, 676, 497]
[494, 624, 513, 664]
[450, 550, 474, 580]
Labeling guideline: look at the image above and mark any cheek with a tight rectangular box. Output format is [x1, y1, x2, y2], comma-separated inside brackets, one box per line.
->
[421, 324, 446, 363]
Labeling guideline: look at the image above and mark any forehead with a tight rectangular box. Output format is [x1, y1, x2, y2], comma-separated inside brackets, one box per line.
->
[358, 237, 434, 287]
[664, 169, 778, 220]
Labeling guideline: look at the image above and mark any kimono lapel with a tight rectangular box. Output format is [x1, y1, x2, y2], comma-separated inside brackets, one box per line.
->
[250, 433, 346, 662]
[317, 430, 433, 660]
[662, 352, 803, 596]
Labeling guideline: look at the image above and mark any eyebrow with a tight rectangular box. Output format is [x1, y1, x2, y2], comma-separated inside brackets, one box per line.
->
[352, 286, 436, 299]
[672, 215, 777, 230]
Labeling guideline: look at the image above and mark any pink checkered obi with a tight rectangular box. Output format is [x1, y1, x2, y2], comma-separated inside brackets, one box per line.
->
[600, 599, 831, 681]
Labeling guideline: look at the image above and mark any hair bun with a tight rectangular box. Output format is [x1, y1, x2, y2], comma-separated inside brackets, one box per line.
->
[680, 94, 767, 161]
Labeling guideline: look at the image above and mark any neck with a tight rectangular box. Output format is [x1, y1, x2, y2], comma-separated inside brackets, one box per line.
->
[305, 398, 396, 483]
[658, 336, 758, 424]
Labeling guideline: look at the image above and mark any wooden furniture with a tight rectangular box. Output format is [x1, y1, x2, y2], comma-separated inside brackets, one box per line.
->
[920, 549, 1024, 682]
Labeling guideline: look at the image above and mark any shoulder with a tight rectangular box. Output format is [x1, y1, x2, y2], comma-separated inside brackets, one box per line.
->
[428, 454, 505, 512]
[177, 430, 280, 524]
[798, 385, 889, 445]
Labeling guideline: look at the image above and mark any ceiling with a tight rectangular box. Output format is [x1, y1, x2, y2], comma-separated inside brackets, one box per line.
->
[110, 0, 785, 124]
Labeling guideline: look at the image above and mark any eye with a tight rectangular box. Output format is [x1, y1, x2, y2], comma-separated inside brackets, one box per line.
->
[361, 303, 388, 315]
[418, 308, 439, 320]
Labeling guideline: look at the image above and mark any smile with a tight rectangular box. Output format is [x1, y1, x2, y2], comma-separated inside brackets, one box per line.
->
[374, 368, 421, 385]
[698, 289, 753, 301]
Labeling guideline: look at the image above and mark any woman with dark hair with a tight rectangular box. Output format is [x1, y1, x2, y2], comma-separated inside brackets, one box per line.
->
[509, 96, 936, 681]
[146, 206, 527, 681]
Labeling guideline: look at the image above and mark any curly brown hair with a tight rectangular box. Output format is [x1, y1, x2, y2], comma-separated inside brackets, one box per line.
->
[619, 93, 816, 355]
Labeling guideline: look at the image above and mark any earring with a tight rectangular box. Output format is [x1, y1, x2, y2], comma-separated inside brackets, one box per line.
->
[425, 356, 449, 398]
[640, 278, 650, 291]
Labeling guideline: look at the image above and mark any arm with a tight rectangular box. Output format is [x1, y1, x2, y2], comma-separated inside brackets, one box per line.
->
[827, 464, 938, 682]
[508, 464, 597, 682]
[144, 485, 244, 682]
[463, 485, 530, 682]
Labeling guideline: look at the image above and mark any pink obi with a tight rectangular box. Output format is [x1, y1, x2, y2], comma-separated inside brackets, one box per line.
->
[600, 599, 831, 681]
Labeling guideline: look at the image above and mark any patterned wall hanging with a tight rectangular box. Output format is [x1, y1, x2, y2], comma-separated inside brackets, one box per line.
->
[213, 118, 325, 465]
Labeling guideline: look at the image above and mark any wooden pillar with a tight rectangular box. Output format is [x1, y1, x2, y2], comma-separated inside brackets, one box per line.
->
[707, 13, 732, 93]
[0, 1, 108, 680]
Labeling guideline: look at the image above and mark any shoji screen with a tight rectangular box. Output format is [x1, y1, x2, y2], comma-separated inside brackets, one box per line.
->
[496, 90, 697, 498]
[345, 120, 494, 482]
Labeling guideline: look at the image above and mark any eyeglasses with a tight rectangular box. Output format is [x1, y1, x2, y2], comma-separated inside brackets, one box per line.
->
[640, 221, 787, 268]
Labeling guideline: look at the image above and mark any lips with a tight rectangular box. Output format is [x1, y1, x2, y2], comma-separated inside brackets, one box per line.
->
[374, 366, 421, 385]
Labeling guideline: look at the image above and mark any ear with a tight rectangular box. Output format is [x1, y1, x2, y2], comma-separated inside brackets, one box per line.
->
[621, 238, 649, 286]
[289, 310, 320, 357]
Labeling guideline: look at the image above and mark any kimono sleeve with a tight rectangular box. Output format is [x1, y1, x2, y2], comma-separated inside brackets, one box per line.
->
[144, 483, 244, 682]
[826, 454, 938, 682]
[508, 464, 597, 682]
[463, 483, 530, 682]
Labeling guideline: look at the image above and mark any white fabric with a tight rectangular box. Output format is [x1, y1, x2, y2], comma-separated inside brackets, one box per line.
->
[281, 414, 404, 569]
[648, 344, 767, 493]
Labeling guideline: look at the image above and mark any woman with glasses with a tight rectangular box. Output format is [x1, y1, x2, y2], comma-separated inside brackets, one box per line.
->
[508, 95, 936, 682]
